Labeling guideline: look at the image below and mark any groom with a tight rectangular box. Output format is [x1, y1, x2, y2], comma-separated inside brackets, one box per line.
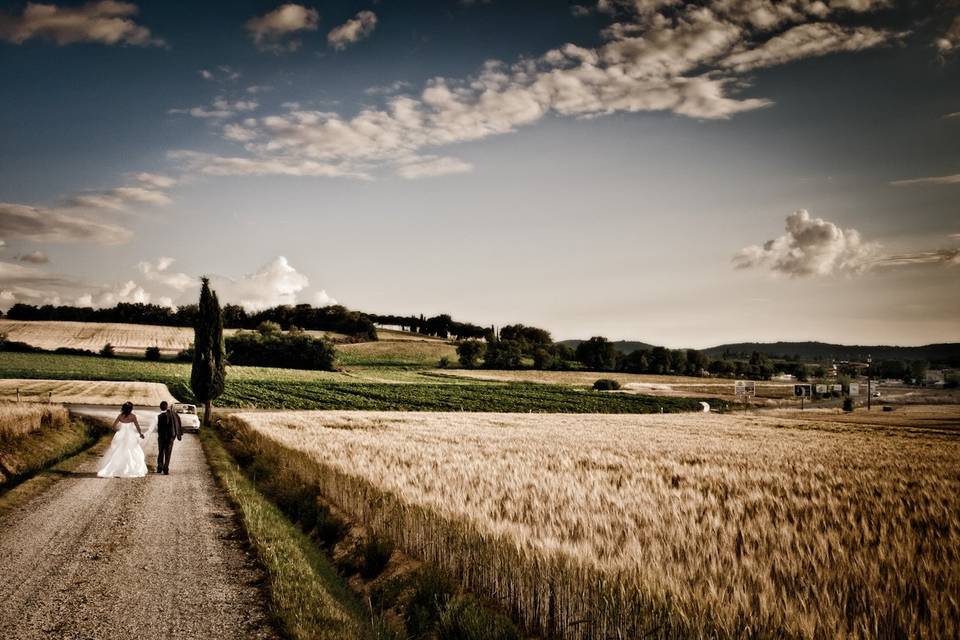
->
[156, 401, 183, 475]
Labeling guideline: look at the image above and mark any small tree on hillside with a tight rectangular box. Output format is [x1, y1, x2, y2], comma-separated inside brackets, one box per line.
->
[457, 340, 486, 369]
[191, 277, 226, 425]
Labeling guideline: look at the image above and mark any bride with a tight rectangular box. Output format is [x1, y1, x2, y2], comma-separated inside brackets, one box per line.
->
[97, 401, 148, 478]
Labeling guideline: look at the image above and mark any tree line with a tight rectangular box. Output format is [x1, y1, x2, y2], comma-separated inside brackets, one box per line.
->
[3, 302, 375, 340]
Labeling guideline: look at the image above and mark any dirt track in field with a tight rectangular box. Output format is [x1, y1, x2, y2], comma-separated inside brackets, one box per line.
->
[0, 409, 278, 640]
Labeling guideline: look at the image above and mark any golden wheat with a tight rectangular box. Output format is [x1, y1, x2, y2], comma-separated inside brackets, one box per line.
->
[235, 409, 960, 639]
[0, 403, 70, 441]
[0, 379, 174, 406]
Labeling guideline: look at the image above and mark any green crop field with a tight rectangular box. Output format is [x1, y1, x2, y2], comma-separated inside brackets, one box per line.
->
[0, 352, 708, 413]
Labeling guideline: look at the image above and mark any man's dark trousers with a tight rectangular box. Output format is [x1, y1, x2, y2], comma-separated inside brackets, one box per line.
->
[157, 436, 174, 474]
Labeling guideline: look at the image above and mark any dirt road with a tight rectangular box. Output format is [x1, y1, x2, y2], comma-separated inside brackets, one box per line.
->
[0, 408, 278, 640]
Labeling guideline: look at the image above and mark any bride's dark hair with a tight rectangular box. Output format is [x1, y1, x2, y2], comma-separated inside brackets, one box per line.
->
[121, 402, 134, 416]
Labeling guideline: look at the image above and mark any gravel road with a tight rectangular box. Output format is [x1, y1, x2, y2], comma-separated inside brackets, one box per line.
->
[0, 407, 278, 640]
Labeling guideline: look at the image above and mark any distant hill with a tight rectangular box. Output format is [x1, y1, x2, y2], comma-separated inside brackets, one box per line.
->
[560, 337, 960, 366]
[558, 339, 655, 354]
[703, 341, 960, 365]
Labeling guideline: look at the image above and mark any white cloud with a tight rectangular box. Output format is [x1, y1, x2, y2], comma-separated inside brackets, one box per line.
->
[169, 97, 259, 120]
[245, 3, 318, 53]
[0, 261, 153, 310]
[313, 289, 337, 306]
[890, 173, 960, 187]
[132, 172, 177, 189]
[16, 251, 50, 264]
[168, 150, 367, 179]
[246, 84, 271, 94]
[0, 202, 131, 245]
[720, 23, 896, 72]
[937, 17, 960, 53]
[0, 0, 165, 47]
[69, 186, 172, 210]
[877, 249, 960, 268]
[174, 0, 898, 180]
[733, 209, 878, 277]
[327, 10, 377, 50]
[365, 80, 413, 96]
[209, 256, 313, 311]
[395, 156, 473, 179]
[137, 257, 195, 291]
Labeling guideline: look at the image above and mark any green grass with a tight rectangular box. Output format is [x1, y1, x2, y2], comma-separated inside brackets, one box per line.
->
[0, 351, 711, 413]
[200, 428, 370, 640]
[0, 417, 106, 490]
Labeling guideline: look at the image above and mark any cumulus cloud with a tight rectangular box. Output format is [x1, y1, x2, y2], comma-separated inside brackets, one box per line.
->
[137, 257, 195, 291]
[209, 256, 312, 311]
[0, 1, 165, 47]
[0, 202, 131, 245]
[327, 10, 377, 50]
[16, 251, 50, 264]
[245, 3, 318, 53]
[313, 289, 336, 306]
[0, 261, 153, 310]
[735, 212, 960, 278]
[890, 173, 960, 187]
[394, 156, 473, 179]
[733, 210, 878, 277]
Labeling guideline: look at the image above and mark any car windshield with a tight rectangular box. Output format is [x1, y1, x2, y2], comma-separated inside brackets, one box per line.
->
[174, 405, 196, 414]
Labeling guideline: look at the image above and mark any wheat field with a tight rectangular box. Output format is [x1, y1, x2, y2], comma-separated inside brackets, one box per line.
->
[0, 403, 70, 441]
[0, 379, 174, 406]
[234, 409, 960, 639]
[0, 319, 345, 355]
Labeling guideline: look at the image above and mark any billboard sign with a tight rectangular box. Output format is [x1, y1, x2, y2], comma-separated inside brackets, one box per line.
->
[831, 384, 843, 393]
[734, 380, 756, 397]
[794, 384, 812, 398]
[848, 383, 860, 396]
[815, 384, 828, 395]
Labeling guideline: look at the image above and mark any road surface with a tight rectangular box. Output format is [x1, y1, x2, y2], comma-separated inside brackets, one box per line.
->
[0, 407, 278, 640]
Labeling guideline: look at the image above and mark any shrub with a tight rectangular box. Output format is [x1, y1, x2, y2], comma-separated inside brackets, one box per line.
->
[438, 356, 451, 369]
[404, 567, 456, 636]
[53, 347, 96, 356]
[436, 595, 520, 640]
[360, 536, 393, 579]
[257, 320, 282, 336]
[100, 343, 115, 357]
[457, 340, 486, 369]
[144, 346, 162, 361]
[175, 346, 194, 362]
[593, 378, 621, 391]
[225, 331, 337, 371]
[843, 397, 854, 412]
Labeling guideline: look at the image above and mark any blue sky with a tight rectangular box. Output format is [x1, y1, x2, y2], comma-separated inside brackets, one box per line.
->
[0, 0, 958, 347]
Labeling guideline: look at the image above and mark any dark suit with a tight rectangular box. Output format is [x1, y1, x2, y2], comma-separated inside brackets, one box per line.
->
[156, 408, 183, 474]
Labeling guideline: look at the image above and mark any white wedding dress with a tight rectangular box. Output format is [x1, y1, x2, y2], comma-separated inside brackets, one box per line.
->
[97, 417, 148, 478]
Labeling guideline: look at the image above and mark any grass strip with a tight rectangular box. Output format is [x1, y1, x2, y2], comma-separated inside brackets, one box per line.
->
[199, 427, 371, 640]
[0, 422, 109, 515]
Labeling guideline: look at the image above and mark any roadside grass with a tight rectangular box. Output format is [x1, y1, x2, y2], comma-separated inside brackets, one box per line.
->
[200, 427, 371, 640]
[0, 352, 713, 412]
[213, 416, 523, 640]
[0, 413, 108, 492]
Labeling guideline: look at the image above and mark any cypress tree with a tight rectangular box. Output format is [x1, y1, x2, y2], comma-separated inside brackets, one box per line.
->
[191, 277, 226, 425]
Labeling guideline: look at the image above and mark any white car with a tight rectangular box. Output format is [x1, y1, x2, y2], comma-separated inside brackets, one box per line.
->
[173, 403, 201, 433]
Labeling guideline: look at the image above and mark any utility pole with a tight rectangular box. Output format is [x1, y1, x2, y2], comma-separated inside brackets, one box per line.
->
[866, 354, 873, 411]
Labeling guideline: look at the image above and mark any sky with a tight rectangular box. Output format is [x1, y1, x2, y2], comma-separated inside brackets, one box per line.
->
[0, 0, 958, 348]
